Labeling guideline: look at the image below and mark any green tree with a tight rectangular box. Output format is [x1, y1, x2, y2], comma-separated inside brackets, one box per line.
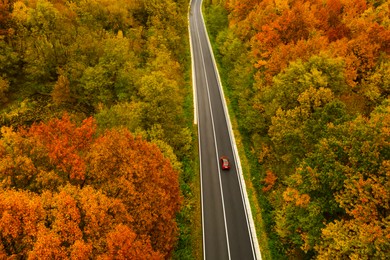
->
[262, 55, 347, 118]
[269, 87, 349, 165]
[254, 55, 348, 166]
[0, 40, 19, 83]
[360, 59, 390, 106]
[204, 4, 228, 40]
[316, 101, 390, 258]
[277, 99, 390, 256]
[22, 0, 61, 84]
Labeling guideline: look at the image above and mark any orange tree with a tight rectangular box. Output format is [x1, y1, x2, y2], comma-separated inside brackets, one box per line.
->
[0, 114, 181, 258]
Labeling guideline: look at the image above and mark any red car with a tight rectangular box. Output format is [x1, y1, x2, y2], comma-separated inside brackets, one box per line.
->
[220, 156, 230, 170]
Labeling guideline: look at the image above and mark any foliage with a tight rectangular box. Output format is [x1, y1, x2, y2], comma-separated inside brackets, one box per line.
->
[204, 2, 229, 40]
[0, 76, 9, 103]
[87, 127, 182, 255]
[0, 115, 182, 258]
[1, 0, 190, 159]
[277, 101, 390, 256]
[0, 0, 195, 257]
[208, 0, 390, 258]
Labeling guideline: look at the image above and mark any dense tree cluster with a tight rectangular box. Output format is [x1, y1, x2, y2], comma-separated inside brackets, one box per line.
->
[205, 0, 389, 258]
[0, 115, 181, 258]
[0, 0, 190, 158]
[0, 0, 191, 257]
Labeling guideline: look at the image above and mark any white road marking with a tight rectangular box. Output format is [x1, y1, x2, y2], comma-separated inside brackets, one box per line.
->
[191, 1, 231, 259]
[198, 0, 262, 258]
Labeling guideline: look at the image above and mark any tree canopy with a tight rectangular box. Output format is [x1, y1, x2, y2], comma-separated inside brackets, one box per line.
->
[0, 115, 181, 258]
[205, 0, 390, 258]
[0, 0, 191, 256]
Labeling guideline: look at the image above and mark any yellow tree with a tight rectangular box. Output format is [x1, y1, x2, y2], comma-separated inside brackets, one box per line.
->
[315, 101, 390, 258]
[277, 99, 390, 256]
[0, 189, 44, 256]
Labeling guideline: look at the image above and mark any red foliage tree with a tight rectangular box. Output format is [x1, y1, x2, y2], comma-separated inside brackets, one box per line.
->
[103, 224, 163, 260]
[87, 128, 182, 257]
[27, 114, 96, 183]
[0, 115, 180, 258]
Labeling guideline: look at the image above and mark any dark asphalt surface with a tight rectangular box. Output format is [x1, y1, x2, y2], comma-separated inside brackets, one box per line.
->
[189, 0, 257, 259]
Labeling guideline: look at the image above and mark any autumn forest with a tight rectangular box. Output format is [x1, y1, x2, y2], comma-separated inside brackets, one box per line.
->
[0, 0, 192, 258]
[0, 0, 389, 259]
[205, 0, 389, 259]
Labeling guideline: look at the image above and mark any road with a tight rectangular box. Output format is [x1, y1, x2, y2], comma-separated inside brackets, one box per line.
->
[189, 0, 259, 259]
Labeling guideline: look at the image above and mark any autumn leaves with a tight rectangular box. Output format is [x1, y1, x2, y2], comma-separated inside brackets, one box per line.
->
[0, 0, 191, 257]
[206, 0, 390, 258]
[0, 115, 181, 258]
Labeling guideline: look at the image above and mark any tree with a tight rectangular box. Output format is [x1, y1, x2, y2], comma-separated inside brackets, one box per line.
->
[135, 69, 192, 158]
[0, 189, 44, 256]
[52, 73, 72, 105]
[27, 114, 95, 185]
[254, 36, 330, 84]
[343, 34, 380, 87]
[0, 184, 162, 258]
[0, 0, 190, 256]
[87, 128, 181, 257]
[79, 35, 136, 106]
[0, 76, 9, 103]
[38, 184, 136, 258]
[103, 224, 163, 260]
[0, 0, 16, 36]
[28, 229, 68, 260]
[204, 4, 228, 40]
[360, 60, 390, 106]
[316, 101, 390, 258]
[276, 99, 390, 256]
[269, 87, 348, 165]
[0, 40, 20, 82]
[259, 55, 347, 132]
[316, 161, 390, 259]
[20, 0, 61, 84]
[226, 0, 260, 21]
[210, 0, 390, 258]
[0, 115, 181, 257]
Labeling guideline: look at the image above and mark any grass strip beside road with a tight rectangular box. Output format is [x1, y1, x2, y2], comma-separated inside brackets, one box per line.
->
[203, 4, 273, 260]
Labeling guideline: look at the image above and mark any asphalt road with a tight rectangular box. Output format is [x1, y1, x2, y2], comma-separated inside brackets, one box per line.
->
[189, 0, 258, 259]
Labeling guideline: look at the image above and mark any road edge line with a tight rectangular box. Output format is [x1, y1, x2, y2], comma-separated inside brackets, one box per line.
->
[188, 1, 206, 259]
[198, 1, 262, 259]
[189, 0, 198, 125]
[194, 2, 232, 258]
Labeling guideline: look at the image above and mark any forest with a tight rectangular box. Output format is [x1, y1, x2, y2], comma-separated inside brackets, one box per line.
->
[1, 0, 389, 258]
[0, 0, 194, 258]
[205, 0, 389, 258]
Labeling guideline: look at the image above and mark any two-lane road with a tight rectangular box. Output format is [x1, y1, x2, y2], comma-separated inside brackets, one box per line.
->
[189, 0, 260, 259]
